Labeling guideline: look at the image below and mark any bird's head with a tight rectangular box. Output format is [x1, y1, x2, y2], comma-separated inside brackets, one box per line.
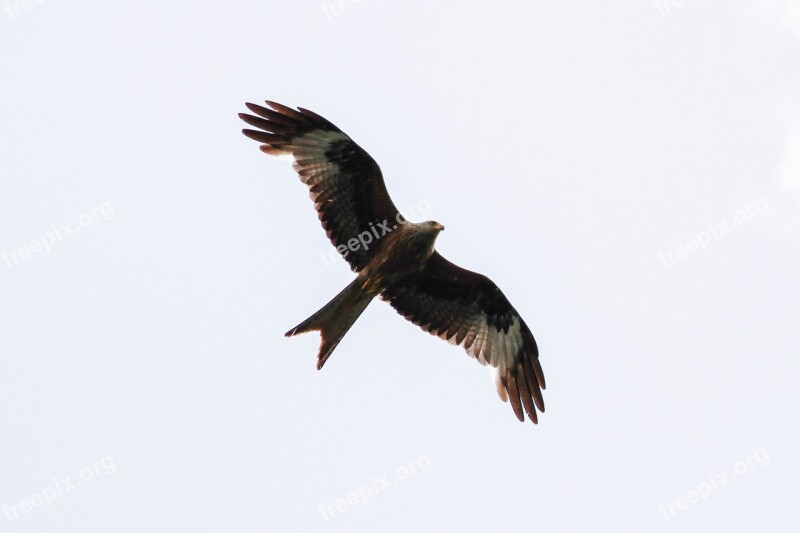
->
[412, 220, 444, 258]
[406, 220, 445, 251]
[424, 220, 445, 234]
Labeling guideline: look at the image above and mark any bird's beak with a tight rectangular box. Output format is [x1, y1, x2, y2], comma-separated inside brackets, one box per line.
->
[435, 223, 445, 232]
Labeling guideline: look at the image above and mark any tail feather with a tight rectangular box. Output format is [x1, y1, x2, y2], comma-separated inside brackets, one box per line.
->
[285, 278, 374, 369]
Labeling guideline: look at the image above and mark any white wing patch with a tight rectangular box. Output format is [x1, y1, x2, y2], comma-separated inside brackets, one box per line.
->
[261, 129, 349, 163]
[437, 314, 524, 402]
[489, 366, 508, 402]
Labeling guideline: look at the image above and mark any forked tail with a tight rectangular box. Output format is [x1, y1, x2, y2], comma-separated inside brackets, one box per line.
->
[285, 278, 374, 369]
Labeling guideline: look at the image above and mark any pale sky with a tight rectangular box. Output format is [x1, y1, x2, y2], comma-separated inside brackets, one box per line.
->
[1, 1, 799, 532]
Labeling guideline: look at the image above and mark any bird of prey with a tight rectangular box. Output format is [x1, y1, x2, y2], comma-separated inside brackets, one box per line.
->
[239, 101, 545, 423]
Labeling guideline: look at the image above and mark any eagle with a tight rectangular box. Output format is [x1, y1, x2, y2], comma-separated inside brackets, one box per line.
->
[239, 101, 546, 423]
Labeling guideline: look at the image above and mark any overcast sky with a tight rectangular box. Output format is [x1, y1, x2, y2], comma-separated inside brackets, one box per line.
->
[2, 1, 799, 531]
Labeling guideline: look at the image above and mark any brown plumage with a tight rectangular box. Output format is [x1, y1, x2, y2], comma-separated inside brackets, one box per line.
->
[239, 101, 546, 423]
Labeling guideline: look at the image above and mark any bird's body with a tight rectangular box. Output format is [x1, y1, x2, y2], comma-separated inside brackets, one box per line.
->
[286, 220, 443, 369]
[360, 220, 443, 289]
[240, 101, 546, 423]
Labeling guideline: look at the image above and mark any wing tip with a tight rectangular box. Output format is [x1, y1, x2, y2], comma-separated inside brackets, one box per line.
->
[244, 101, 261, 113]
[260, 145, 289, 156]
[493, 364, 544, 424]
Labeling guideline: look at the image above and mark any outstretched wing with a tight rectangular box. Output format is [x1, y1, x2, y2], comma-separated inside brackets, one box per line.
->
[381, 252, 545, 423]
[239, 101, 400, 272]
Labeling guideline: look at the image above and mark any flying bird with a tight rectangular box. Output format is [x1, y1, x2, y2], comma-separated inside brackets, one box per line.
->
[239, 101, 545, 423]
